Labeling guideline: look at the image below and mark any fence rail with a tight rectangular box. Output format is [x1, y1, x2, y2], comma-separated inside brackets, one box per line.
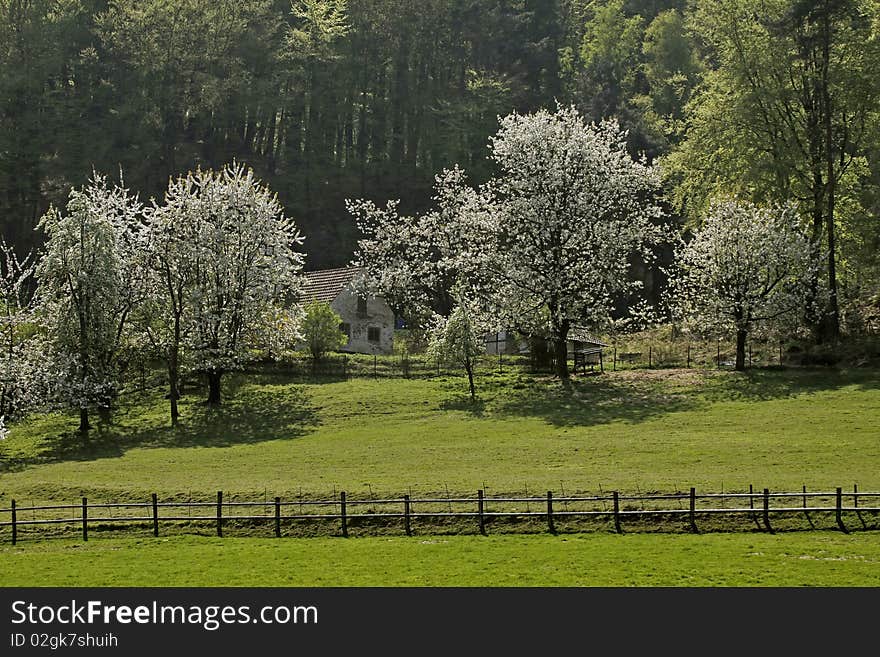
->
[2, 486, 878, 545]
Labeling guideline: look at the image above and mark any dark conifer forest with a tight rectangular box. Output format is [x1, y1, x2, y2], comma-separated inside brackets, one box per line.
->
[1, 1, 877, 332]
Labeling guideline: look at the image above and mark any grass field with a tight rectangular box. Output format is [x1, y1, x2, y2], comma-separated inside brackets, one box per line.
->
[2, 532, 879, 586]
[0, 364, 877, 586]
[1, 366, 877, 503]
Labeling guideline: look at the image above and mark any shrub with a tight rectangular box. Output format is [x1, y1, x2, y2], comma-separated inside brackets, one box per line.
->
[300, 301, 348, 362]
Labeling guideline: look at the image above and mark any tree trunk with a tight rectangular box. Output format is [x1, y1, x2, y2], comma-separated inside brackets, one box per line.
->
[807, 151, 826, 342]
[824, 199, 840, 341]
[821, 6, 840, 341]
[79, 407, 90, 433]
[265, 107, 279, 175]
[206, 370, 222, 406]
[168, 313, 181, 425]
[735, 328, 748, 372]
[465, 356, 475, 400]
[552, 315, 571, 381]
[168, 356, 180, 426]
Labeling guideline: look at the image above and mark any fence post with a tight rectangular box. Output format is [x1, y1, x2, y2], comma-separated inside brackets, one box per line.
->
[403, 494, 412, 536]
[373, 355, 377, 378]
[648, 346, 652, 368]
[82, 497, 88, 542]
[152, 493, 159, 537]
[835, 487, 847, 533]
[11, 499, 16, 545]
[340, 492, 348, 538]
[802, 484, 814, 528]
[717, 340, 721, 368]
[275, 497, 281, 538]
[763, 488, 772, 533]
[689, 487, 697, 533]
[687, 344, 691, 368]
[216, 491, 223, 537]
[612, 491, 621, 534]
[613, 347, 617, 371]
[547, 491, 555, 534]
[477, 489, 485, 535]
[854, 483, 866, 529]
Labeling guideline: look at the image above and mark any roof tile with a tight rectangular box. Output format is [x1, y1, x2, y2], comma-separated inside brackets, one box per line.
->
[301, 267, 363, 303]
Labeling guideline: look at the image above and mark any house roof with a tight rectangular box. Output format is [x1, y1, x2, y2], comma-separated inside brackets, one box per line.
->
[568, 326, 609, 347]
[301, 267, 364, 303]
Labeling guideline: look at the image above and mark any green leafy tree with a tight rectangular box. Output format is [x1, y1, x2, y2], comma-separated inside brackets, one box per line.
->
[639, 8, 700, 145]
[578, 0, 646, 122]
[300, 300, 347, 362]
[665, 0, 880, 341]
[97, 0, 280, 183]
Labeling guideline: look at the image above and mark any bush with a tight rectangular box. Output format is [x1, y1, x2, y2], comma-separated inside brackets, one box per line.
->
[300, 301, 347, 362]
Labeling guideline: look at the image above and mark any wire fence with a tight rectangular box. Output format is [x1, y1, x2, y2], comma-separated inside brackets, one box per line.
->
[240, 352, 541, 380]
[604, 336, 787, 370]
[3, 486, 878, 544]
[245, 337, 798, 381]
[120, 333, 855, 396]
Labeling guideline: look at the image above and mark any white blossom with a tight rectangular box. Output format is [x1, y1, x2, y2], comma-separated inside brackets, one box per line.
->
[34, 174, 145, 431]
[0, 239, 41, 418]
[666, 198, 820, 370]
[352, 105, 667, 378]
[426, 292, 488, 399]
[147, 162, 305, 405]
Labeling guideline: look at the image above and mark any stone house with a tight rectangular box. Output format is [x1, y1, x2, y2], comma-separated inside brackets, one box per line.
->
[301, 267, 394, 355]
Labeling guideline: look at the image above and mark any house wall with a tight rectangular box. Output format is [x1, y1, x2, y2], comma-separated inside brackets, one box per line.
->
[331, 287, 394, 355]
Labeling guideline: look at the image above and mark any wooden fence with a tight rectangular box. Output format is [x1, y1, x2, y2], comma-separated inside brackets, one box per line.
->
[2, 486, 878, 544]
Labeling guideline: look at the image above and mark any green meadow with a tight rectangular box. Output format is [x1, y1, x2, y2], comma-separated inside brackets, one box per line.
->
[2, 367, 878, 500]
[2, 533, 878, 587]
[0, 365, 877, 585]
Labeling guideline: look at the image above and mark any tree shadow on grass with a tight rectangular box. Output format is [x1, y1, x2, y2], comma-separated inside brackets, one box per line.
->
[490, 374, 704, 428]
[698, 367, 880, 402]
[484, 366, 880, 428]
[439, 395, 487, 417]
[2, 382, 321, 470]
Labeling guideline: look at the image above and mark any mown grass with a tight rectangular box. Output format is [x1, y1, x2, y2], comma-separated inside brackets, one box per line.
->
[0, 366, 878, 507]
[1, 365, 877, 586]
[1, 532, 878, 586]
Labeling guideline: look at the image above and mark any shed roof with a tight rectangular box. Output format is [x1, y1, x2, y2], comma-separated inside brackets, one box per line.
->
[301, 267, 364, 303]
[568, 326, 609, 347]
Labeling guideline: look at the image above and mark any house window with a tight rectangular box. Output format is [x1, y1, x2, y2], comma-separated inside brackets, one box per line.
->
[356, 296, 368, 318]
[340, 323, 351, 340]
[368, 326, 381, 343]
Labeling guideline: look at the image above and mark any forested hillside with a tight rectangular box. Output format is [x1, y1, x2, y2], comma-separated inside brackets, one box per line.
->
[1, 0, 878, 333]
